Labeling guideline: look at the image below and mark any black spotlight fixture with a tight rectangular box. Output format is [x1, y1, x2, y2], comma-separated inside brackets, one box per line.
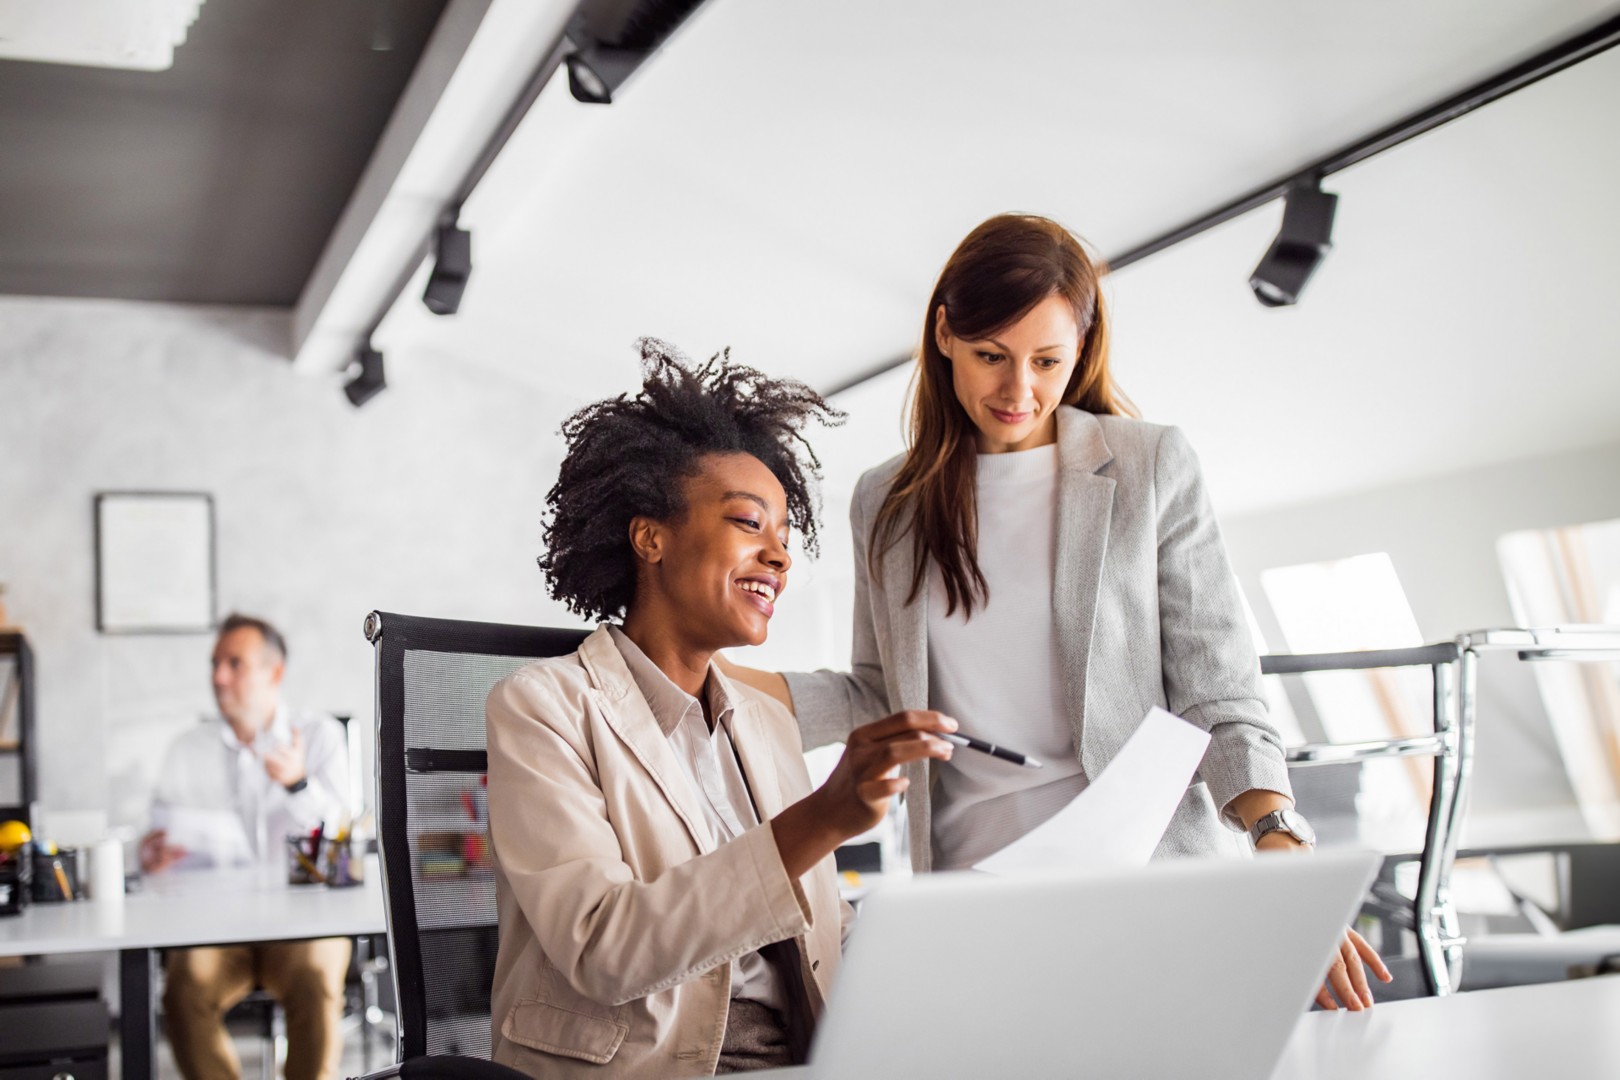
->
[343, 345, 387, 407]
[565, 47, 627, 104]
[564, 0, 709, 104]
[1249, 179, 1338, 308]
[422, 219, 473, 316]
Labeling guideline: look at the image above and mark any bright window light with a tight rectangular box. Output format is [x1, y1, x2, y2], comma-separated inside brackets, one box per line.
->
[1260, 552, 1430, 848]
[1261, 552, 1424, 656]
[1238, 587, 1306, 745]
[1499, 517, 1620, 839]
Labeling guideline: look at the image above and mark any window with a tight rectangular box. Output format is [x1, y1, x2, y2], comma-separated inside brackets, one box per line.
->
[1260, 552, 1430, 847]
[1498, 517, 1620, 838]
[1237, 588, 1305, 746]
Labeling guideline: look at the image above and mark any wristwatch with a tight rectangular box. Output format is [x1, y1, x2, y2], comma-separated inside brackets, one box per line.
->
[283, 778, 309, 795]
[1250, 808, 1315, 848]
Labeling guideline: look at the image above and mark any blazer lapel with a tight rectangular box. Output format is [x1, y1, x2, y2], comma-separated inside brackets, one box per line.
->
[1052, 409, 1116, 756]
[576, 628, 713, 852]
[725, 700, 786, 819]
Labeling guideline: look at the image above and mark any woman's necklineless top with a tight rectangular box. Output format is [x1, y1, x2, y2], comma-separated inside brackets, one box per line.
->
[926, 442, 1089, 871]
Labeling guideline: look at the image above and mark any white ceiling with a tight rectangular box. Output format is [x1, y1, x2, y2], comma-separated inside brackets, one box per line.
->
[374, 0, 1620, 515]
[1111, 39, 1620, 514]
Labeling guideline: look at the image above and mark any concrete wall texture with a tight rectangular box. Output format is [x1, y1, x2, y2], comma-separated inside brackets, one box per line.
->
[0, 296, 580, 829]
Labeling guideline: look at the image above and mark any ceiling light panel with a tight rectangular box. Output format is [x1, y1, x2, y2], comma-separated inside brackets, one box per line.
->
[0, 0, 206, 71]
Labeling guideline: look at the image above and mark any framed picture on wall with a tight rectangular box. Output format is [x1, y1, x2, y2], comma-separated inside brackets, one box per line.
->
[94, 492, 217, 634]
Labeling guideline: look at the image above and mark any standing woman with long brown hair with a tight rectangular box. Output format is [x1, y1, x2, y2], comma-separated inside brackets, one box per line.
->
[721, 212, 1391, 1011]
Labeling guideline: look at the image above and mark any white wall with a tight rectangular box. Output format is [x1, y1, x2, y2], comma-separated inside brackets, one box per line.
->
[1221, 439, 1620, 843]
[0, 296, 584, 830]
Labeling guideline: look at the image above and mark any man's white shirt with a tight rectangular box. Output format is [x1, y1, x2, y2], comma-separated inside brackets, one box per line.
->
[151, 704, 349, 867]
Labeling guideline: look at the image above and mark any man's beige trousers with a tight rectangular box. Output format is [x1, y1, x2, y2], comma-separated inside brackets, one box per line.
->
[162, 938, 353, 1080]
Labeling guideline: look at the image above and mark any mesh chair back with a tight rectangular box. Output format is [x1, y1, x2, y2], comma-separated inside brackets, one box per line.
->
[366, 611, 588, 1060]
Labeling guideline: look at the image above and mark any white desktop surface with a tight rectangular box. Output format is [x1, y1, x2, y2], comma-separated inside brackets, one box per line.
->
[753, 975, 1620, 1079]
[0, 859, 386, 956]
[1270, 975, 1620, 1078]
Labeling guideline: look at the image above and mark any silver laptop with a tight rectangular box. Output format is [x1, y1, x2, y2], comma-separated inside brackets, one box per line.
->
[806, 849, 1379, 1080]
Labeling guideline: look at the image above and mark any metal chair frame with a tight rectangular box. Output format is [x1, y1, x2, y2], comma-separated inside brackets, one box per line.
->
[1264, 625, 1620, 996]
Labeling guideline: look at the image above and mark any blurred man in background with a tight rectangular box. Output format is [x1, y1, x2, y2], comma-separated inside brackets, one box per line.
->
[140, 613, 351, 1080]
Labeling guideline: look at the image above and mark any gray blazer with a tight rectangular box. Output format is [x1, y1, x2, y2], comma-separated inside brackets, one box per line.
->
[783, 406, 1292, 870]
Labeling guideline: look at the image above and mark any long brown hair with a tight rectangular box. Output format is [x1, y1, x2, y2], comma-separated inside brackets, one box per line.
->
[872, 213, 1137, 618]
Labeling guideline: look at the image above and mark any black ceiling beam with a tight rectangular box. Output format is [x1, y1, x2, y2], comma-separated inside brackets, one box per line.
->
[825, 12, 1620, 399]
[363, 0, 712, 340]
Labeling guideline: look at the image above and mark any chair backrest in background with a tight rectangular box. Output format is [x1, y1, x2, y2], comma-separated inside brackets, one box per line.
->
[365, 611, 588, 1061]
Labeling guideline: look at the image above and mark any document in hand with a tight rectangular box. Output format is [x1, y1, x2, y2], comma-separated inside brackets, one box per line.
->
[974, 706, 1209, 876]
[151, 805, 256, 869]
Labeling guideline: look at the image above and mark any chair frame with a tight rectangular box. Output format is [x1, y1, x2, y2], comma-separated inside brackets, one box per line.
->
[364, 610, 587, 1063]
[1264, 625, 1620, 996]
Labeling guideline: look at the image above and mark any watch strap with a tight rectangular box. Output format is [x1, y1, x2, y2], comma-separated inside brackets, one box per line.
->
[283, 777, 309, 795]
[1250, 808, 1313, 847]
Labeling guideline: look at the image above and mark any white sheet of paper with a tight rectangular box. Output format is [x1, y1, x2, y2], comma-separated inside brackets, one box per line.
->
[974, 707, 1211, 876]
[151, 805, 255, 869]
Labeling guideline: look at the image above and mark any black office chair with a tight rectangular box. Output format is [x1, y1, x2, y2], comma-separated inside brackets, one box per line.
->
[355, 611, 587, 1080]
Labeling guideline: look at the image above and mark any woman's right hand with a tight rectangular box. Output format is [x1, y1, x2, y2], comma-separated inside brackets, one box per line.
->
[772, 710, 957, 877]
[820, 711, 958, 835]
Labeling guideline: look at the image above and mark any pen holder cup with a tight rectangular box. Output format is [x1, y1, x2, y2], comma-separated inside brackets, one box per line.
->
[30, 847, 83, 902]
[286, 834, 364, 888]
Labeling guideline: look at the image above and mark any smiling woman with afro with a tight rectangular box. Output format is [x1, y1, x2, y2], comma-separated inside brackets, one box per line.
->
[539, 337, 839, 622]
[485, 337, 958, 1077]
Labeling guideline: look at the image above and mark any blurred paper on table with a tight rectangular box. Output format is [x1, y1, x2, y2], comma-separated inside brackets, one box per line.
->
[975, 707, 1210, 876]
[151, 805, 254, 869]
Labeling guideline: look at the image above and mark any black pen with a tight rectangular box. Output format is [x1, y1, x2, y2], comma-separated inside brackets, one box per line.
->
[936, 731, 1043, 769]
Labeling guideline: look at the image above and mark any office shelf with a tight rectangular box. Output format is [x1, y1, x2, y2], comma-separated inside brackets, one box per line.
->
[0, 633, 35, 830]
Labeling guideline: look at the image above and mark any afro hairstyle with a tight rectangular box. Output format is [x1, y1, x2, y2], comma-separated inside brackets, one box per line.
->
[539, 338, 844, 622]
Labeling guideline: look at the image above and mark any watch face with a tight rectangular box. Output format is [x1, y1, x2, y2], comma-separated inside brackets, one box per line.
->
[1280, 809, 1316, 846]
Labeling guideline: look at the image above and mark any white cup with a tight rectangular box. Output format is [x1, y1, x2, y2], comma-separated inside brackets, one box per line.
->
[90, 837, 126, 904]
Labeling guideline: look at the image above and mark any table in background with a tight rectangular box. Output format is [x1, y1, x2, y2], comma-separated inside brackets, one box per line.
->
[0, 860, 386, 1080]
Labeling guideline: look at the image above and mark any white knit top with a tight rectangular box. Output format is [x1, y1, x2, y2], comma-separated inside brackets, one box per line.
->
[927, 443, 1089, 871]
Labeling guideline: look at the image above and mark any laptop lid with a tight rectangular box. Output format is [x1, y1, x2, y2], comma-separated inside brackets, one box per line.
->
[808, 849, 1379, 1080]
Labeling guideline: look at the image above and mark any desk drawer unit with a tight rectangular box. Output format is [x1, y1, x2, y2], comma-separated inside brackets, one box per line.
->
[0, 1000, 110, 1080]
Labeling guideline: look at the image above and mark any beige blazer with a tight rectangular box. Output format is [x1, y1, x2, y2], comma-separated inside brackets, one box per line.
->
[485, 627, 845, 1080]
[784, 407, 1292, 868]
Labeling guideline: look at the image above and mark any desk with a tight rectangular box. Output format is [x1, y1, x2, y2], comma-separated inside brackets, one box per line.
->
[1271, 974, 1620, 1078]
[752, 974, 1620, 1079]
[0, 862, 386, 1080]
